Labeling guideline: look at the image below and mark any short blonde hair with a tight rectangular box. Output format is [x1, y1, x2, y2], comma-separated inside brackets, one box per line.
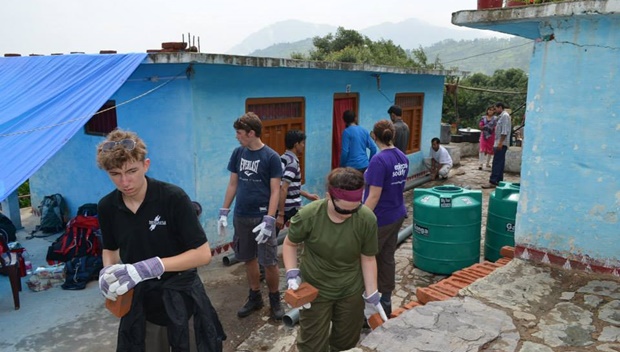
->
[96, 129, 147, 171]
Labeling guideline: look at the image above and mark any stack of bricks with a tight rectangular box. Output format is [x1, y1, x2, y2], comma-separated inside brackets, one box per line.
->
[373, 246, 515, 329]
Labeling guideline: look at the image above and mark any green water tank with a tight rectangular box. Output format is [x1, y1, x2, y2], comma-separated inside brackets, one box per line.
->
[484, 182, 520, 262]
[413, 185, 482, 275]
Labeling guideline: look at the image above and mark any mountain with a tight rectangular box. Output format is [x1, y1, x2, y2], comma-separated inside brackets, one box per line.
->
[226, 20, 336, 55]
[236, 19, 532, 74]
[424, 37, 533, 75]
[360, 18, 494, 49]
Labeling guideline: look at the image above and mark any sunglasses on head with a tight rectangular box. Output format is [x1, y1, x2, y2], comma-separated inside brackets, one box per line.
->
[330, 197, 362, 215]
[101, 139, 136, 152]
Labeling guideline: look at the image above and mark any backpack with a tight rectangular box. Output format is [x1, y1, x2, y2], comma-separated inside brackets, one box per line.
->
[46, 215, 101, 263]
[77, 203, 98, 217]
[0, 211, 17, 243]
[61, 255, 103, 290]
[37, 194, 67, 234]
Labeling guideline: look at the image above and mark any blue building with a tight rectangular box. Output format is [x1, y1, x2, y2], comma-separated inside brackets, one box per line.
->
[454, 1, 620, 273]
[1, 53, 452, 250]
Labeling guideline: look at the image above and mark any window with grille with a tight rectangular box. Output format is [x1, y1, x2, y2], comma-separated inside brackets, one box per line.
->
[246, 98, 304, 121]
[395, 93, 424, 153]
[85, 100, 117, 136]
[245, 97, 306, 182]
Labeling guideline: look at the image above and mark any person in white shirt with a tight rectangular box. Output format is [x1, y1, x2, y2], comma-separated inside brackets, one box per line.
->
[428, 137, 453, 180]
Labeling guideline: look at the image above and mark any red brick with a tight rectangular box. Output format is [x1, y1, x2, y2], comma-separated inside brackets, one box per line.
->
[496, 257, 512, 265]
[430, 282, 459, 297]
[481, 261, 503, 270]
[106, 289, 134, 318]
[390, 307, 407, 318]
[500, 246, 515, 258]
[463, 267, 491, 278]
[469, 263, 495, 274]
[443, 277, 471, 289]
[416, 287, 453, 304]
[403, 301, 422, 310]
[284, 282, 319, 308]
[451, 270, 479, 283]
[368, 313, 384, 329]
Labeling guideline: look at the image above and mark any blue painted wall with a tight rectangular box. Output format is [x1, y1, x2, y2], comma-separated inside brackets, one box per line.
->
[31, 61, 445, 247]
[516, 16, 620, 261]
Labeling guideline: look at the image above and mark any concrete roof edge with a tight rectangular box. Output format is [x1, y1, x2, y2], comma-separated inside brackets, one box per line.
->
[142, 52, 465, 76]
[452, 0, 620, 28]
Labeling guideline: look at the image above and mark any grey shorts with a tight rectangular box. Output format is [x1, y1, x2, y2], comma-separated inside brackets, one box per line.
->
[233, 216, 278, 266]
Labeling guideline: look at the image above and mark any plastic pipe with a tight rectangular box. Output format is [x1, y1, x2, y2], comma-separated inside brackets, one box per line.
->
[222, 254, 239, 266]
[404, 175, 431, 192]
[283, 307, 300, 328]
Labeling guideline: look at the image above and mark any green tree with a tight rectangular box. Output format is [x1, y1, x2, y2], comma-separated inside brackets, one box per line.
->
[443, 68, 528, 128]
[299, 27, 440, 70]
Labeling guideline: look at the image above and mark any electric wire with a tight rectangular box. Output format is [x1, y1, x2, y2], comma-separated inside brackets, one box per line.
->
[0, 68, 189, 138]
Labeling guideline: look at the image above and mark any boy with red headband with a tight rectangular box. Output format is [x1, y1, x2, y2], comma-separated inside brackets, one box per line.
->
[283, 167, 387, 352]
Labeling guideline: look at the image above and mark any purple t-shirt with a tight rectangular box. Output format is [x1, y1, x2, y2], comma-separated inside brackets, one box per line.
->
[363, 148, 409, 227]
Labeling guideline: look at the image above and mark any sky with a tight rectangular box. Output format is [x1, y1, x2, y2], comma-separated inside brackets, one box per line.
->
[0, 0, 481, 56]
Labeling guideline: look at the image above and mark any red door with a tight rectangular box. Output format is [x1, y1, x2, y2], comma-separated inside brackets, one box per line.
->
[331, 95, 358, 169]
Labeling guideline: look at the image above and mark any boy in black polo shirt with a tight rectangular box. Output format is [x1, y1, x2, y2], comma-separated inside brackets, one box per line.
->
[97, 129, 225, 351]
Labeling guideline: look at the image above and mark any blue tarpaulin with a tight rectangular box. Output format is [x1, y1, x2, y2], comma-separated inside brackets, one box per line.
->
[0, 53, 146, 202]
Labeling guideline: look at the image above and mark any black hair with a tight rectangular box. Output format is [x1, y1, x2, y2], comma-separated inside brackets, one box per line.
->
[431, 137, 441, 145]
[285, 130, 306, 149]
[495, 102, 506, 109]
[342, 110, 356, 126]
[387, 105, 402, 116]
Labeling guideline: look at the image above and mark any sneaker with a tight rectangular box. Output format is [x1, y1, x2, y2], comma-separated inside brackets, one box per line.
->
[481, 183, 497, 189]
[269, 292, 284, 320]
[237, 290, 263, 318]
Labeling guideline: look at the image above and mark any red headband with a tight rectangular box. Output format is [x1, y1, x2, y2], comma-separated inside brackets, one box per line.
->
[328, 186, 363, 202]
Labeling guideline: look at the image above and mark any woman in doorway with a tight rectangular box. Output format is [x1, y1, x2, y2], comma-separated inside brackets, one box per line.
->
[363, 120, 409, 317]
[479, 106, 497, 170]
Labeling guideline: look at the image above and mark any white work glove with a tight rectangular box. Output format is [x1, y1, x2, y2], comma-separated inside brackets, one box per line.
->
[218, 208, 229, 236]
[98, 264, 125, 301]
[363, 290, 388, 322]
[105, 257, 165, 296]
[252, 215, 276, 244]
[286, 268, 311, 309]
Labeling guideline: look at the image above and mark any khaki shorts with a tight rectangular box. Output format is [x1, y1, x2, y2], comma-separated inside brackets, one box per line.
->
[233, 216, 278, 266]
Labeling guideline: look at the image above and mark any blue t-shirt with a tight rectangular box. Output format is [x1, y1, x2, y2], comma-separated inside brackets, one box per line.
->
[363, 148, 409, 227]
[227, 145, 282, 217]
[340, 125, 377, 170]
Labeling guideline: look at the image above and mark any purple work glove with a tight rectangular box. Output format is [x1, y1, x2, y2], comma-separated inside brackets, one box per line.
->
[286, 268, 311, 309]
[98, 264, 124, 301]
[363, 290, 388, 322]
[286, 268, 301, 290]
[106, 257, 165, 296]
[218, 208, 229, 236]
[252, 215, 276, 244]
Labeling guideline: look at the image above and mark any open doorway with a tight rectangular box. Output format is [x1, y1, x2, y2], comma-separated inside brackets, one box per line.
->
[331, 93, 359, 169]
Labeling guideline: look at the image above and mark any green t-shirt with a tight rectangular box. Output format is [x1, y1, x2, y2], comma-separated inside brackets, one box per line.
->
[287, 199, 378, 301]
